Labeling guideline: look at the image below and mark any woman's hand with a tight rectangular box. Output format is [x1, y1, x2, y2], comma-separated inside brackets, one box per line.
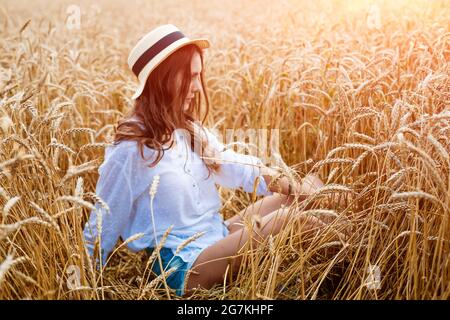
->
[285, 174, 324, 202]
[261, 166, 325, 199]
[298, 174, 324, 195]
[300, 174, 353, 208]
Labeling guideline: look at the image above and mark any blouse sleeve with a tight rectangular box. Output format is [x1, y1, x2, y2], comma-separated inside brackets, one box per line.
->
[82, 145, 136, 267]
[203, 127, 273, 196]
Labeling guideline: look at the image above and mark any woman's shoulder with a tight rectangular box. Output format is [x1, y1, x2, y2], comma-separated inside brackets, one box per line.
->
[98, 140, 135, 171]
[106, 139, 138, 156]
[103, 139, 157, 168]
[121, 139, 169, 163]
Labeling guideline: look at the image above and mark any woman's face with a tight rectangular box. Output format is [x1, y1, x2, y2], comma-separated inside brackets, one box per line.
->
[181, 51, 202, 112]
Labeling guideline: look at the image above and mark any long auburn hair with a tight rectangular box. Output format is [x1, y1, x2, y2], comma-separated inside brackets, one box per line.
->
[113, 44, 221, 178]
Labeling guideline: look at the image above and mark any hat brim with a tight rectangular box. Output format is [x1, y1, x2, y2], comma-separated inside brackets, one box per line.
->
[131, 38, 210, 100]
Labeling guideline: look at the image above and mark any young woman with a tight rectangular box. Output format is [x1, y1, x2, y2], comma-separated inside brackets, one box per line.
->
[83, 24, 330, 298]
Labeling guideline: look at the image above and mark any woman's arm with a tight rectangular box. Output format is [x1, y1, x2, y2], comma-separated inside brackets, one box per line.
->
[260, 165, 300, 197]
[202, 126, 325, 198]
[83, 146, 137, 268]
[203, 127, 274, 196]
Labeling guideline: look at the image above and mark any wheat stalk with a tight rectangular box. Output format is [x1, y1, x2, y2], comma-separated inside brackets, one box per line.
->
[2, 196, 20, 220]
[28, 201, 61, 234]
[390, 191, 445, 208]
[351, 132, 376, 144]
[350, 150, 372, 174]
[54, 196, 95, 210]
[399, 139, 447, 193]
[0, 255, 27, 286]
[48, 138, 76, 155]
[75, 177, 84, 198]
[311, 158, 354, 171]
[0, 186, 9, 201]
[0, 217, 52, 240]
[139, 225, 173, 297]
[58, 159, 99, 186]
[85, 192, 110, 214]
[326, 143, 374, 159]
[78, 143, 113, 154]
[427, 133, 449, 164]
[174, 231, 207, 256]
[326, 167, 340, 184]
[140, 267, 177, 296]
[302, 209, 340, 218]
[63, 127, 96, 137]
[0, 153, 35, 171]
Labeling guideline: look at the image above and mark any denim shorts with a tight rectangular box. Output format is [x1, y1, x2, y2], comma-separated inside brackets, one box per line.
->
[145, 247, 195, 297]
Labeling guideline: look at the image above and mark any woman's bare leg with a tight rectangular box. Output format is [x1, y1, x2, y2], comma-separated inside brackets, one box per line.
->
[224, 193, 295, 234]
[224, 173, 329, 234]
[183, 206, 325, 296]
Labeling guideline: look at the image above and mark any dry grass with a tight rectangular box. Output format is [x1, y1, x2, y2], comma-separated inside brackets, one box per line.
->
[0, 0, 449, 299]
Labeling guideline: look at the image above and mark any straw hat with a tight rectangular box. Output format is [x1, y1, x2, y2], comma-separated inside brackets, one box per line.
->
[127, 24, 210, 100]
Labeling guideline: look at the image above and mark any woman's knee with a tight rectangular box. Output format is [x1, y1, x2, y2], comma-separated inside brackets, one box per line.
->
[259, 207, 324, 237]
[254, 193, 289, 215]
[227, 193, 290, 234]
[257, 207, 293, 236]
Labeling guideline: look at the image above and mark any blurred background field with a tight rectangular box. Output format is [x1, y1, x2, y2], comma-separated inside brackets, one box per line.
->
[0, 0, 449, 299]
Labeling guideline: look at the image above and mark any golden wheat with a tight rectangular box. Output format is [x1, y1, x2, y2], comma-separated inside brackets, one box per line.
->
[0, 0, 448, 300]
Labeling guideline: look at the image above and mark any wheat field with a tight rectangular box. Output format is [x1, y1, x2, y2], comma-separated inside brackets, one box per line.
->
[0, 0, 449, 300]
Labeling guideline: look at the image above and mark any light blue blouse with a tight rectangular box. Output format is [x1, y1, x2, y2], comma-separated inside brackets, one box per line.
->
[83, 125, 273, 266]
